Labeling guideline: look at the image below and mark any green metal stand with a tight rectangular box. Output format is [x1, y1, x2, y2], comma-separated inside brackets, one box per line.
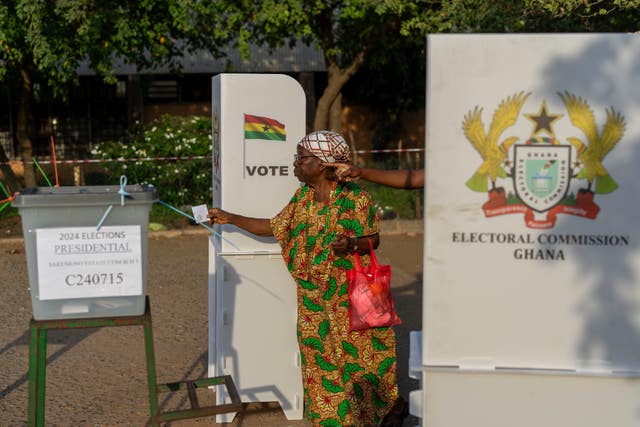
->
[27, 296, 242, 426]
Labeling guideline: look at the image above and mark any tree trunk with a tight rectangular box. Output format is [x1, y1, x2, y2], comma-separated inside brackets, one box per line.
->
[313, 51, 366, 131]
[17, 64, 36, 188]
[328, 92, 342, 133]
[297, 72, 316, 134]
[0, 145, 21, 194]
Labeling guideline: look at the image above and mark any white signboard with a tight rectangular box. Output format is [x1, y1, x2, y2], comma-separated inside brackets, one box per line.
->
[211, 74, 304, 253]
[424, 34, 640, 373]
[208, 73, 305, 420]
[36, 226, 143, 300]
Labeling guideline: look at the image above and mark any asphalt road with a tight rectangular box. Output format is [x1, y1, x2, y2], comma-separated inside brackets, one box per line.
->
[0, 226, 423, 426]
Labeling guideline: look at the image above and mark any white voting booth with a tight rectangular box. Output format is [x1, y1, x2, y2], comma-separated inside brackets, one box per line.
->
[208, 74, 305, 422]
[412, 33, 640, 426]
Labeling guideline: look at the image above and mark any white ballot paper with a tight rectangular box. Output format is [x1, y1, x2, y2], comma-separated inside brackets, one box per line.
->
[191, 204, 209, 223]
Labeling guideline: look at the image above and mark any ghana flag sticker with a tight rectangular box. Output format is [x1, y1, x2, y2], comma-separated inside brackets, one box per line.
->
[244, 114, 286, 141]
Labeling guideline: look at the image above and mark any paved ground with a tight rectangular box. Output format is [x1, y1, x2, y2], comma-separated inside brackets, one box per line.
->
[0, 222, 423, 426]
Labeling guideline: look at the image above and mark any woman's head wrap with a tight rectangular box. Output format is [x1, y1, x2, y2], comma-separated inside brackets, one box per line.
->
[298, 130, 350, 163]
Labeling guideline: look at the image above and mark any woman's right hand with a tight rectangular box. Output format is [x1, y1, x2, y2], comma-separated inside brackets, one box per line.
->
[208, 208, 234, 225]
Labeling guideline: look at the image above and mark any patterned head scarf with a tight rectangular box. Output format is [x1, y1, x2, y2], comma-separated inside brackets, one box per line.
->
[298, 130, 350, 163]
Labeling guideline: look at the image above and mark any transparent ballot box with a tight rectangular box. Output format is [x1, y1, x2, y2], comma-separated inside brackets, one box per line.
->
[13, 185, 157, 320]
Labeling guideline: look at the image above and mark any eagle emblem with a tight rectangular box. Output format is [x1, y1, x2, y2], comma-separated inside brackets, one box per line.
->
[462, 92, 625, 229]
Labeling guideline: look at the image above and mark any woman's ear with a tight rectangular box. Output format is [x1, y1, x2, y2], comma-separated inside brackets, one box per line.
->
[322, 164, 338, 180]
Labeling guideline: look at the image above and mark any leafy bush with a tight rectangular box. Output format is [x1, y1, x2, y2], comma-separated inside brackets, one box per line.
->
[0, 203, 17, 219]
[355, 157, 424, 220]
[94, 115, 212, 209]
[360, 182, 422, 219]
[93, 114, 423, 221]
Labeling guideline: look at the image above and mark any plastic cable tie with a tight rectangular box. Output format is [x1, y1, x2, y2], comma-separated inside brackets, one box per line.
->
[96, 205, 113, 231]
[156, 199, 241, 250]
[118, 175, 131, 206]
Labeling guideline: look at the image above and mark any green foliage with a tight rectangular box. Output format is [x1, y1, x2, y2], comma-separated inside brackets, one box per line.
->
[201, 0, 438, 129]
[523, 0, 640, 31]
[0, 0, 238, 188]
[344, 0, 640, 138]
[94, 115, 212, 208]
[436, 0, 640, 33]
[0, 204, 17, 219]
[360, 181, 421, 220]
[2, 1, 194, 95]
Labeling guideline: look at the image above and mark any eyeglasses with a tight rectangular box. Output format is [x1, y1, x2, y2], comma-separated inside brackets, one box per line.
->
[294, 154, 316, 161]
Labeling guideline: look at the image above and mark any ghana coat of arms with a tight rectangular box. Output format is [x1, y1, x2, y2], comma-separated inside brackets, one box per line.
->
[463, 91, 625, 229]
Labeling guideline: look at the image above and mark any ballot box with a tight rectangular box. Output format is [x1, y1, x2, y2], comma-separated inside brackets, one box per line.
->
[13, 185, 156, 320]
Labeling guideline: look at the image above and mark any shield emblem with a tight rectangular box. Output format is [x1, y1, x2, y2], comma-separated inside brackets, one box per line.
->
[513, 144, 571, 212]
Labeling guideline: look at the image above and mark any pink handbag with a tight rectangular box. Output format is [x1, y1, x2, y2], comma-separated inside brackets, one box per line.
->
[346, 241, 401, 331]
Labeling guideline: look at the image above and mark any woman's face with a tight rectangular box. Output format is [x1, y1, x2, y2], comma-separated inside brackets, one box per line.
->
[293, 146, 323, 183]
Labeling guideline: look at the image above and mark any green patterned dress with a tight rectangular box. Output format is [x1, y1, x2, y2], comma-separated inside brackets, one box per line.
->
[271, 181, 398, 427]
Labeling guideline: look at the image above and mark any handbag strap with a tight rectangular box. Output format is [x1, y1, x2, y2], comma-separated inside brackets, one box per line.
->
[366, 237, 379, 269]
[352, 250, 362, 270]
[351, 235, 379, 270]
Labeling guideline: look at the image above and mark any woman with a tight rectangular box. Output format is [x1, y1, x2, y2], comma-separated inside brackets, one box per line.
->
[208, 130, 405, 427]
